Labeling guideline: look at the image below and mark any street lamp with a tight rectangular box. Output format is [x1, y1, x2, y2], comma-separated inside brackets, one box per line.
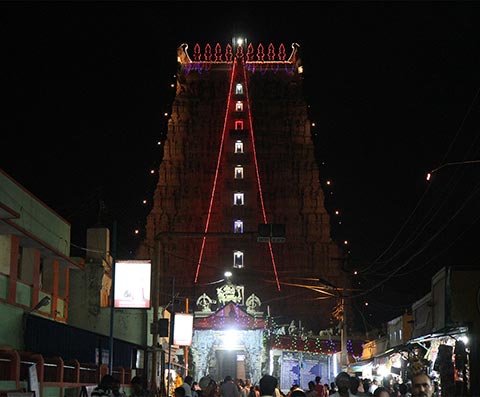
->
[317, 278, 348, 370]
[426, 159, 480, 180]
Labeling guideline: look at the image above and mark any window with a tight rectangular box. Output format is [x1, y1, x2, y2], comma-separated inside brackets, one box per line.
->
[234, 166, 244, 179]
[235, 140, 243, 153]
[234, 192, 244, 205]
[233, 251, 244, 268]
[236, 83, 243, 95]
[235, 120, 244, 130]
[17, 245, 23, 279]
[234, 220, 244, 233]
[39, 257, 44, 289]
[236, 101, 243, 112]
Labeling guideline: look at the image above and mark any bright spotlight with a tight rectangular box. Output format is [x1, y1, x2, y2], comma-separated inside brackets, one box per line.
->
[237, 38, 244, 46]
[224, 271, 232, 278]
[221, 330, 240, 350]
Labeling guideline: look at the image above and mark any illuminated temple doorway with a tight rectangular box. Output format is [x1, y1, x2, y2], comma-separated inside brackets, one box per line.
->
[191, 296, 267, 384]
[215, 349, 246, 381]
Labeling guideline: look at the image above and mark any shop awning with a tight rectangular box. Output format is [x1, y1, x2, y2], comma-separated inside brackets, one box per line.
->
[348, 358, 373, 373]
[406, 325, 469, 344]
[371, 343, 410, 362]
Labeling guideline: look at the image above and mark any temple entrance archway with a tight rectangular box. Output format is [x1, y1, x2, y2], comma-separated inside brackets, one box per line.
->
[191, 299, 267, 384]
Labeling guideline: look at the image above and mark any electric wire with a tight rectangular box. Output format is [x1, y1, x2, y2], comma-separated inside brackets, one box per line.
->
[357, 84, 480, 276]
[347, 178, 480, 299]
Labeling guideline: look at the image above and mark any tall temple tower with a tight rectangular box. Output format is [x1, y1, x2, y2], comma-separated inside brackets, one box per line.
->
[141, 38, 346, 333]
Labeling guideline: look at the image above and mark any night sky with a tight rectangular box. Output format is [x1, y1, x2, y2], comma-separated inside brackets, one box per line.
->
[2, 2, 480, 329]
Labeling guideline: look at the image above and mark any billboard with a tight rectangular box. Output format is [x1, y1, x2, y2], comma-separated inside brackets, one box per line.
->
[173, 313, 193, 346]
[114, 260, 151, 308]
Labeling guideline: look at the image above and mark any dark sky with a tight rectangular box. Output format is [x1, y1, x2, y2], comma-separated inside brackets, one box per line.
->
[2, 1, 480, 328]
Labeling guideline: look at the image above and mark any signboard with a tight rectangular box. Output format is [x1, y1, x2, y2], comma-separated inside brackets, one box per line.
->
[28, 364, 40, 397]
[280, 352, 300, 391]
[114, 260, 151, 308]
[173, 313, 193, 346]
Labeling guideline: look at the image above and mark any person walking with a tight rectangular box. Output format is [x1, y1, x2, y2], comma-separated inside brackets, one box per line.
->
[349, 377, 369, 397]
[181, 376, 194, 397]
[92, 375, 116, 397]
[411, 373, 434, 397]
[314, 377, 325, 397]
[259, 375, 278, 397]
[129, 376, 149, 397]
[328, 372, 356, 397]
[373, 388, 390, 397]
[306, 381, 318, 397]
[220, 376, 240, 397]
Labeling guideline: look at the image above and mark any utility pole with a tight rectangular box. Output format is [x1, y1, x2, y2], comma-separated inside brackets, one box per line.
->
[185, 297, 189, 375]
[108, 221, 117, 375]
[150, 232, 160, 393]
[166, 276, 175, 397]
[318, 278, 348, 370]
[340, 294, 348, 370]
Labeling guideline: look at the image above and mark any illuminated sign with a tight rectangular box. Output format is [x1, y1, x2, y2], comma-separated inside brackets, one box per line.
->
[173, 313, 193, 346]
[114, 260, 151, 309]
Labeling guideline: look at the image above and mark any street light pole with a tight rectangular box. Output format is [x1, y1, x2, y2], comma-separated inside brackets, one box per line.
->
[426, 159, 480, 180]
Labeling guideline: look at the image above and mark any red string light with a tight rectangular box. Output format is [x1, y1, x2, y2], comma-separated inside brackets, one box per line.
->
[194, 59, 237, 283]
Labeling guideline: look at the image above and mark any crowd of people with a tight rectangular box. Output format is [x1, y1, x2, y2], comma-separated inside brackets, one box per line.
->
[169, 371, 434, 397]
[90, 371, 434, 397]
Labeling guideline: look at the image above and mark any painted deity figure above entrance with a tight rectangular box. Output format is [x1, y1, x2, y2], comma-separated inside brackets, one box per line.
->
[216, 282, 244, 306]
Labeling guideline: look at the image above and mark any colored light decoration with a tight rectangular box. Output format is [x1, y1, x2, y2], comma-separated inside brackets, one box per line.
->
[347, 339, 354, 355]
[194, 52, 237, 284]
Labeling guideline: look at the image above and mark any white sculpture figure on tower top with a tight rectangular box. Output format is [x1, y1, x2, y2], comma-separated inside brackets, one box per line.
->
[245, 293, 261, 314]
[217, 282, 244, 306]
[196, 293, 216, 312]
[288, 320, 298, 335]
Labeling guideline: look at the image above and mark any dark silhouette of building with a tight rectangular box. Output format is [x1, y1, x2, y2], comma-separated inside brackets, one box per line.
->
[140, 39, 347, 332]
